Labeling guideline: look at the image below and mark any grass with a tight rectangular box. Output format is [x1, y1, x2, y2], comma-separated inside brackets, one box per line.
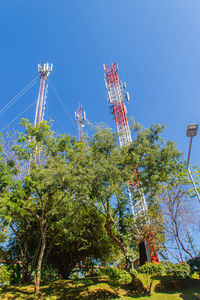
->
[1, 275, 200, 299]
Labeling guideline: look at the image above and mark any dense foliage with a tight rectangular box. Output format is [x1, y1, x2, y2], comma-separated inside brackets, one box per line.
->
[0, 265, 11, 289]
[165, 263, 191, 279]
[188, 256, 200, 277]
[101, 267, 132, 287]
[0, 118, 199, 295]
[138, 262, 164, 276]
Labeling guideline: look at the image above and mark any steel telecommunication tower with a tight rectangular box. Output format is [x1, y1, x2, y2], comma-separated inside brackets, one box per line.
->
[75, 103, 86, 141]
[104, 62, 159, 263]
[104, 62, 147, 217]
[28, 63, 53, 175]
[34, 63, 53, 125]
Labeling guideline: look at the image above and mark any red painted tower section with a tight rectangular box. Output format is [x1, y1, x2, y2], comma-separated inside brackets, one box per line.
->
[104, 62, 159, 264]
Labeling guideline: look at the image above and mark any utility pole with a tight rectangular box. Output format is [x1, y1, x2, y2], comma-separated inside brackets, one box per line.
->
[186, 124, 200, 203]
[75, 103, 86, 141]
[104, 62, 159, 264]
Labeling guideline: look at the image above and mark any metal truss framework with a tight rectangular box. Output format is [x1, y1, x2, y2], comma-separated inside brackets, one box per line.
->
[35, 63, 53, 125]
[28, 63, 53, 175]
[104, 62, 159, 263]
[104, 62, 147, 216]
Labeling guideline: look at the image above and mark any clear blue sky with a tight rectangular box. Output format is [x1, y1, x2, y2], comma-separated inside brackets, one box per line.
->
[0, 0, 200, 168]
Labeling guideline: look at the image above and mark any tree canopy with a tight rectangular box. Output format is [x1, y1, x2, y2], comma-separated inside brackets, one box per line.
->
[0, 118, 199, 294]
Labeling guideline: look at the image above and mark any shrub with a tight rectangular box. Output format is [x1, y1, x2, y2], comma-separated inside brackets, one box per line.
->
[138, 262, 164, 276]
[103, 267, 132, 287]
[138, 263, 164, 295]
[188, 256, 200, 278]
[165, 263, 191, 280]
[92, 268, 103, 277]
[9, 263, 22, 284]
[70, 272, 80, 280]
[157, 263, 191, 290]
[41, 265, 60, 282]
[115, 270, 132, 286]
[127, 268, 145, 293]
[0, 265, 11, 289]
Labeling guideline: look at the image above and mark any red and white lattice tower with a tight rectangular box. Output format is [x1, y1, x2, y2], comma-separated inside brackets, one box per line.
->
[104, 63, 131, 147]
[104, 63, 159, 263]
[75, 103, 86, 141]
[103, 62, 147, 217]
[34, 63, 53, 125]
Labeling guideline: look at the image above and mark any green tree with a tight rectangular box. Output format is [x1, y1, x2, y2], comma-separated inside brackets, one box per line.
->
[85, 122, 183, 265]
[45, 202, 116, 279]
[1, 120, 77, 293]
[1, 121, 121, 293]
[0, 133, 17, 246]
[0, 119, 185, 294]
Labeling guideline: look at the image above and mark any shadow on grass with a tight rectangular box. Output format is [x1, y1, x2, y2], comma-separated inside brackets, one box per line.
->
[41, 277, 200, 300]
[1, 284, 36, 300]
[1, 277, 200, 300]
[155, 277, 200, 300]
[124, 289, 200, 300]
[179, 279, 200, 300]
[124, 277, 200, 300]
[40, 276, 116, 299]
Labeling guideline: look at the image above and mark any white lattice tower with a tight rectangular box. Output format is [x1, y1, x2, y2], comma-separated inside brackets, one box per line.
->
[34, 63, 53, 125]
[28, 63, 53, 175]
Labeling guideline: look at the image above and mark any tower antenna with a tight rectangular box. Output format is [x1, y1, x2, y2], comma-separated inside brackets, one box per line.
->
[75, 103, 86, 141]
[104, 62, 159, 264]
[35, 63, 53, 125]
[28, 63, 53, 175]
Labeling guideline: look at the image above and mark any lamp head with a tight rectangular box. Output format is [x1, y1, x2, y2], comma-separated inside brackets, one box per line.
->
[186, 124, 198, 137]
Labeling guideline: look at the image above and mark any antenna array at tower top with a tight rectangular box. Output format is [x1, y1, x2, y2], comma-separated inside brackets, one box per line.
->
[38, 63, 53, 78]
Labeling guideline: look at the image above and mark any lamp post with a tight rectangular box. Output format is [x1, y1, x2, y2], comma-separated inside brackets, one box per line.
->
[186, 124, 200, 203]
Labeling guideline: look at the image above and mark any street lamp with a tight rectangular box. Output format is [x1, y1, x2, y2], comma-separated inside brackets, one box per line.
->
[186, 124, 200, 203]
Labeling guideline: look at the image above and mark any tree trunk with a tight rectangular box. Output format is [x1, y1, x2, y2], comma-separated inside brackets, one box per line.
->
[31, 244, 40, 274]
[176, 234, 193, 259]
[175, 236, 184, 262]
[10, 223, 31, 283]
[22, 239, 32, 283]
[22, 259, 30, 283]
[104, 215, 131, 267]
[35, 229, 46, 295]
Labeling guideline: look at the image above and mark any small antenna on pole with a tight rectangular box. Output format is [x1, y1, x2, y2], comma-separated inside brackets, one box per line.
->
[75, 103, 86, 141]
